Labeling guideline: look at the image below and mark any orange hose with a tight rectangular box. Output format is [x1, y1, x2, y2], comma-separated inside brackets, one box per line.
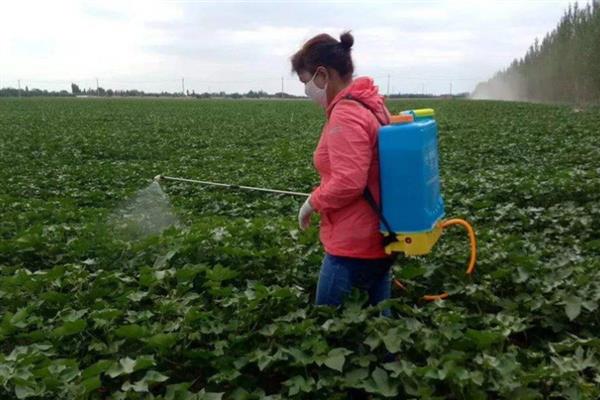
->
[423, 218, 477, 301]
[423, 292, 449, 301]
[439, 218, 477, 275]
[393, 218, 477, 301]
[393, 278, 406, 290]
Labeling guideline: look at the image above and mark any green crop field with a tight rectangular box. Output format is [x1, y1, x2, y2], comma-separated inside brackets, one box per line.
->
[1, 98, 599, 399]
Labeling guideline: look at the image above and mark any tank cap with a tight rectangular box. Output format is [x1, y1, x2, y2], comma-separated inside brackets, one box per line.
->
[401, 108, 435, 119]
[390, 114, 414, 124]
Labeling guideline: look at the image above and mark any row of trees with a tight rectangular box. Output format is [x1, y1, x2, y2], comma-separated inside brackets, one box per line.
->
[473, 1, 600, 103]
[1, 84, 467, 99]
[0, 84, 306, 99]
[69, 83, 190, 98]
[0, 87, 72, 97]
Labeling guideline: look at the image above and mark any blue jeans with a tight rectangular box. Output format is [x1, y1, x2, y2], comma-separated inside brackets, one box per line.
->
[315, 253, 394, 316]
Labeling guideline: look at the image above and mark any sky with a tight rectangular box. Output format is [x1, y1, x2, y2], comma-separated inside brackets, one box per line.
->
[0, 0, 580, 95]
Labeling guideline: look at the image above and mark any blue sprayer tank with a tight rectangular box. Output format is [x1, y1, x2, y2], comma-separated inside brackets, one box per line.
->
[378, 108, 445, 255]
[374, 108, 477, 299]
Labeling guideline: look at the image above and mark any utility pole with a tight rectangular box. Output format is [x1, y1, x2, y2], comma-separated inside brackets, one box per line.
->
[421, 83, 425, 96]
[386, 74, 390, 97]
[96, 78, 99, 97]
[18, 79, 21, 98]
[281, 76, 284, 98]
[181, 77, 185, 96]
[450, 82, 453, 96]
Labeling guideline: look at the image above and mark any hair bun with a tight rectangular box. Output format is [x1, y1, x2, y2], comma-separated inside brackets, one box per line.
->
[339, 31, 354, 51]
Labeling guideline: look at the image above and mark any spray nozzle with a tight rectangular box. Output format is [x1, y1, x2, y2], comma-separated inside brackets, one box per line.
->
[154, 174, 163, 182]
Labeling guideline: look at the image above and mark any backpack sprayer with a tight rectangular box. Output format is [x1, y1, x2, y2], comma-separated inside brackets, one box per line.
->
[373, 108, 476, 301]
[155, 108, 476, 301]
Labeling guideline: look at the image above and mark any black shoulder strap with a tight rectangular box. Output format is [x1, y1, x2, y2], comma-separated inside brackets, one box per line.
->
[339, 95, 399, 246]
[363, 187, 399, 246]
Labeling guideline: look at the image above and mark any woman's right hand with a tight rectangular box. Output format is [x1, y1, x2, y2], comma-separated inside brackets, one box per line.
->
[298, 196, 315, 230]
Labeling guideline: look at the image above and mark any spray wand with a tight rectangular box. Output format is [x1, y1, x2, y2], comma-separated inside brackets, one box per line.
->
[154, 174, 309, 197]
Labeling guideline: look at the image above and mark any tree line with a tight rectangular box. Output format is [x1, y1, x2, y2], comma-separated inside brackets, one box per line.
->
[0, 83, 469, 100]
[0, 83, 306, 99]
[472, 1, 600, 103]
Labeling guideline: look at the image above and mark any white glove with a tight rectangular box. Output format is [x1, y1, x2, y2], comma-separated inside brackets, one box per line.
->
[298, 196, 315, 231]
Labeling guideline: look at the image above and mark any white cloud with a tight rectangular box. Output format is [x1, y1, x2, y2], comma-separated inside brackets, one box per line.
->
[0, 0, 181, 88]
[0, 0, 582, 94]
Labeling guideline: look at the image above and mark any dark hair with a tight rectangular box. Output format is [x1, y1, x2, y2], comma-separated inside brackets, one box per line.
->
[291, 31, 354, 79]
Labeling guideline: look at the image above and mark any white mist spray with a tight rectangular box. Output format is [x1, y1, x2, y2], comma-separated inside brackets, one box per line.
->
[109, 181, 180, 240]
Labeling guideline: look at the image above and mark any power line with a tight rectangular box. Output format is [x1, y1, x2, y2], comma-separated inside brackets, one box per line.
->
[386, 74, 390, 96]
[10, 73, 486, 86]
[371, 74, 485, 82]
[101, 79, 180, 84]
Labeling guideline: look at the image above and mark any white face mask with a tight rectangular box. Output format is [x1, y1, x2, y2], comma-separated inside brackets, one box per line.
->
[304, 70, 328, 107]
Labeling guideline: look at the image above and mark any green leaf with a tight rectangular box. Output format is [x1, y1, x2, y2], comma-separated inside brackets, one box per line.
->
[154, 250, 177, 268]
[509, 387, 543, 400]
[120, 357, 137, 374]
[52, 320, 87, 337]
[284, 347, 313, 366]
[582, 300, 598, 312]
[382, 360, 407, 377]
[471, 370, 484, 386]
[364, 333, 381, 350]
[565, 295, 582, 321]
[352, 354, 377, 368]
[14, 382, 40, 399]
[142, 370, 169, 384]
[164, 383, 193, 400]
[381, 327, 410, 353]
[127, 291, 148, 302]
[283, 375, 315, 396]
[145, 333, 177, 351]
[465, 329, 504, 349]
[139, 267, 158, 287]
[322, 348, 352, 372]
[363, 367, 399, 397]
[196, 389, 225, 400]
[82, 376, 101, 394]
[115, 324, 150, 339]
[133, 355, 156, 371]
[107, 355, 155, 378]
[205, 265, 238, 282]
[122, 380, 149, 393]
[81, 359, 112, 379]
[397, 264, 426, 280]
[176, 264, 204, 284]
[344, 368, 369, 387]
[10, 308, 30, 329]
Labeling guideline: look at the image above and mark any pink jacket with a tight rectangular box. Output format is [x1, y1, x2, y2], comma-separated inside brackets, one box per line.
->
[310, 77, 391, 259]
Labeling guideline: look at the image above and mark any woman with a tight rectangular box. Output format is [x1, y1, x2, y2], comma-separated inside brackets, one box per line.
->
[291, 32, 395, 314]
